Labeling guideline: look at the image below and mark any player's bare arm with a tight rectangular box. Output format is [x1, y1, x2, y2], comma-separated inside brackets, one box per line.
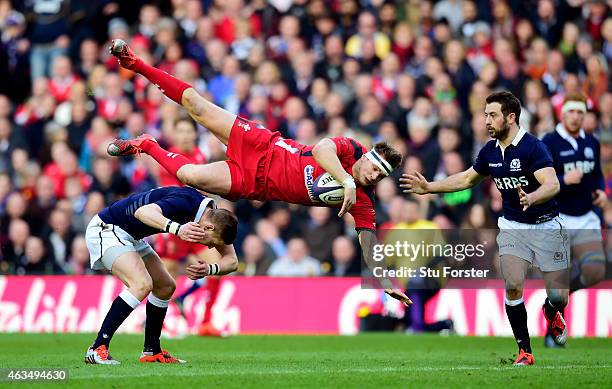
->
[312, 138, 357, 217]
[134, 204, 207, 242]
[358, 229, 412, 307]
[400, 167, 484, 194]
[185, 243, 238, 279]
[517, 167, 560, 211]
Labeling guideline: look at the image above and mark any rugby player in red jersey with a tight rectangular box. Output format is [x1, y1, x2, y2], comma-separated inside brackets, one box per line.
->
[107, 39, 412, 306]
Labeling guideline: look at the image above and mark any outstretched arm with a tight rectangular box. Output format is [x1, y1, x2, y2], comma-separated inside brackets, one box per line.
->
[400, 167, 484, 194]
[312, 138, 356, 217]
[185, 244, 238, 278]
[134, 203, 207, 242]
[358, 229, 412, 307]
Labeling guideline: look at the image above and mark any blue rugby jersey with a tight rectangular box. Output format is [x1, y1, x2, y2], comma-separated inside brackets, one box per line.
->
[542, 124, 604, 216]
[98, 187, 215, 239]
[473, 128, 558, 224]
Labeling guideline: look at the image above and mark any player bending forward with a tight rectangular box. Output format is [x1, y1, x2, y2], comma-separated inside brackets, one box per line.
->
[402, 91, 569, 366]
[541, 92, 607, 347]
[107, 39, 411, 306]
[84, 186, 238, 364]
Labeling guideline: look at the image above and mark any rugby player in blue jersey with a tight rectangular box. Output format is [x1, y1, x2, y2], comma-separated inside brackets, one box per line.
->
[542, 92, 607, 347]
[83, 186, 238, 364]
[401, 91, 569, 365]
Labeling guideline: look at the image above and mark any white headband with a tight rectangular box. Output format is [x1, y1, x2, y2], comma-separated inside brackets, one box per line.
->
[365, 149, 393, 176]
[562, 101, 587, 114]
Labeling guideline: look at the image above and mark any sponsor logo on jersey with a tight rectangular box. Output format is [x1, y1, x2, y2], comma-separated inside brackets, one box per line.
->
[493, 176, 529, 190]
[304, 165, 317, 202]
[563, 160, 596, 174]
[560, 150, 575, 157]
[584, 147, 594, 159]
[489, 162, 503, 167]
[509, 158, 521, 171]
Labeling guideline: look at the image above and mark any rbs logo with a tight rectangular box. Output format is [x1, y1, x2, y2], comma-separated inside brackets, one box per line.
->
[493, 176, 529, 190]
[563, 161, 595, 174]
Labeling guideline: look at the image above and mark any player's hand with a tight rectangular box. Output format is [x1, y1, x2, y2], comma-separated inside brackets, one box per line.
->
[563, 168, 583, 185]
[400, 172, 429, 194]
[384, 289, 413, 307]
[338, 186, 356, 217]
[593, 189, 608, 209]
[178, 222, 207, 242]
[185, 261, 210, 280]
[517, 184, 533, 211]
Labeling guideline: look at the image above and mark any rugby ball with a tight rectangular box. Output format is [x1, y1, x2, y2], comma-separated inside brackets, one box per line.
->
[312, 172, 345, 205]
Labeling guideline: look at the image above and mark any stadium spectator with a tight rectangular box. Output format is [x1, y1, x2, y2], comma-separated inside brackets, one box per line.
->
[327, 236, 360, 277]
[268, 238, 321, 277]
[44, 208, 75, 273]
[15, 236, 52, 275]
[67, 235, 95, 275]
[300, 207, 343, 263]
[240, 234, 274, 276]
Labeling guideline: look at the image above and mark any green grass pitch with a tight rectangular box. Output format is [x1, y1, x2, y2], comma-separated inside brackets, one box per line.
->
[0, 334, 609, 388]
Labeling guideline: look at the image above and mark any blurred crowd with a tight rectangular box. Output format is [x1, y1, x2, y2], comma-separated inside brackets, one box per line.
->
[0, 0, 610, 278]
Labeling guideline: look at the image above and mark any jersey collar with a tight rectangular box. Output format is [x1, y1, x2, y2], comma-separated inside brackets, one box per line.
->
[555, 123, 585, 151]
[496, 127, 527, 148]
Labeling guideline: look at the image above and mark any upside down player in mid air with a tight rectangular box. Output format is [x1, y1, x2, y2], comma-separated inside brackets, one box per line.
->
[107, 39, 412, 306]
[541, 92, 607, 348]
[402, 91, 569, 365]
[84, 186, 238, 364]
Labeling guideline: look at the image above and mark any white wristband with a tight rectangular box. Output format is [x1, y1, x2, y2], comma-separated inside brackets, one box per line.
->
[342, 177, 356, 189]
[208, 263, 220, 276]
[165, 220, 181, 236]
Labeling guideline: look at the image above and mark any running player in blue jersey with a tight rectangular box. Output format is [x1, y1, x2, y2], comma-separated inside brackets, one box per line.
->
[84, 186, 238, 364]
[401, 91, 569, 366]
[542, 92, 607, 347]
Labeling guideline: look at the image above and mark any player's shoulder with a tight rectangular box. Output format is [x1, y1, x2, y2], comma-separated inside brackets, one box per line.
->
[478, 139, 497, 154]
[333, 136, 366, 148]
[541, 129, 561, 145]
[584, 132, 601, 146]
[520, 131, 547, 150]
[165, 186, 206, 200]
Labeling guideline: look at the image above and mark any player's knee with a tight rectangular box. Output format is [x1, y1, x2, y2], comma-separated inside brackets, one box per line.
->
[177, 164, 197, 186]
[580, 258, 606, 287]
[548, 290, 568, 308]
[182, 89, 206, 117]
[154, 277, 176, 300]
[131, 274, 154, 298]
[504, 280, 523, 299]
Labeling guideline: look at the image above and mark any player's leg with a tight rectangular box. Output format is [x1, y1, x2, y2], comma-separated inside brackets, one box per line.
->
[86, 251, 152, 364]
[162, 258, 181, 279]
[109, 39, 235, 144]
[500, 254, 533, 364]
[542, 268, 570, 346]
[139, 249, 185, 363]
[197, 276, 223, 337]
[570, 241, 606, 292]
[109, 132, 234, 195]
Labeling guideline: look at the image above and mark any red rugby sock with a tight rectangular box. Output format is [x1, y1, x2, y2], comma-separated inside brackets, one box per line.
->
[141, 141, 191, 177]
[133, 59, 191, 104]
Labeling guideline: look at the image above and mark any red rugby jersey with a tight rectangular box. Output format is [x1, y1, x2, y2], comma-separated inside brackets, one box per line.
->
[265, 136, 376, 230]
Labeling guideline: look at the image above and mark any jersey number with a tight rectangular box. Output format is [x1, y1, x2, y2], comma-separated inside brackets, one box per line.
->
[275, 139, 298, 154]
